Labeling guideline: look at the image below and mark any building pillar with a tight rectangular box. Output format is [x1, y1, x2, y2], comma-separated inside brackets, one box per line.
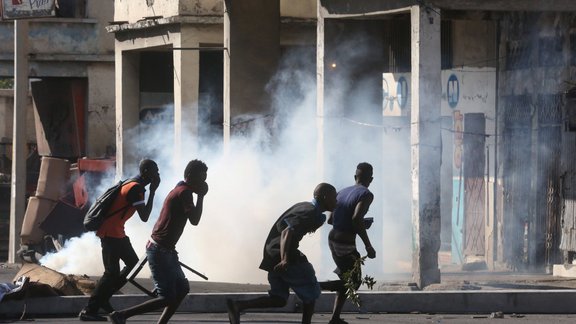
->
[173, 27, 200, 168]
[115, 49, 140, 177]
[223, 0, 280, 146]
[316, 4, 325, 178]
[410, 5, 442, 288]
[9, 20, 28, 263]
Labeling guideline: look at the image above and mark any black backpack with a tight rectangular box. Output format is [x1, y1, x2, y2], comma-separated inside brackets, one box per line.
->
[83, 179, 134, 231]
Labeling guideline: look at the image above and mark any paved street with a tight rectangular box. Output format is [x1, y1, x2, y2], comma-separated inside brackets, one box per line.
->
[5, 263, 576, 322]
[5, 312, 576, 324]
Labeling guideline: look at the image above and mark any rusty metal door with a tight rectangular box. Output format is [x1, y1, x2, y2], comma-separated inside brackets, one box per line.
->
[560, 89, 576, 260]
[463, 113, 486, 256]
[535, 95, 562, 268]
[501, 95, 532, 269]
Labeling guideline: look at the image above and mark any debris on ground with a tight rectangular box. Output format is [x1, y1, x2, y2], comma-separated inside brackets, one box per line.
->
[13, 263, 86, 296]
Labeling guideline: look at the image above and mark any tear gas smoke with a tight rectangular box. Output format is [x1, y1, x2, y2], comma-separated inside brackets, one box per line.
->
[41, 38, 414, 285]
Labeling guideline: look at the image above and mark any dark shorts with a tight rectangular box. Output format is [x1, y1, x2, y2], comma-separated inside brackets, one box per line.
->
[267, 262, 320, 304]
[332, 251, 361, 277]
[146, 242, 189, 300]
[329, 234, 362, 290]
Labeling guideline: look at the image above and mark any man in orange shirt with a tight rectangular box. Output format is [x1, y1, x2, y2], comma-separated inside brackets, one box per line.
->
[79, 159, 160, 321]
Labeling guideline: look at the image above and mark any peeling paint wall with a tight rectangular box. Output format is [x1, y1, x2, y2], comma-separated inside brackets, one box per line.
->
[452, 20, 497, 68]
[0, 1, 115, 58]
[114, 0, 223, 23]
[28, 21, 99, 54]
[114, 0, 315, 23]
[280, 0, 316, 19]
[86, 64, 115, 157]
[0, 90, 35, 143]
[86, 0, 115, 53]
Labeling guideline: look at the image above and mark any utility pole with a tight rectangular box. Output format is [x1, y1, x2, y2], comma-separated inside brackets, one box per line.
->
[9, 20, 29, 263]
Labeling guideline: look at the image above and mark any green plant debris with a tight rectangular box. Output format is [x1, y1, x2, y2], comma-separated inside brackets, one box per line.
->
[341, 255, 376, 307]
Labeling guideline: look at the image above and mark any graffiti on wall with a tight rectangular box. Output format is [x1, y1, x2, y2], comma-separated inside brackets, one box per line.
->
[2, 0, 55, 19]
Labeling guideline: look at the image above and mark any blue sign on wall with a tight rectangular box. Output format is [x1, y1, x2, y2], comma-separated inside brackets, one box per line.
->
[397, 76, 408, 109]
[447, 74, 459, 108]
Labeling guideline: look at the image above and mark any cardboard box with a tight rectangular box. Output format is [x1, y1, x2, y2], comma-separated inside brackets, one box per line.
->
[20, 196, 57, 245]
[35, 157, 70, 201]
[14, 263, 84, 296]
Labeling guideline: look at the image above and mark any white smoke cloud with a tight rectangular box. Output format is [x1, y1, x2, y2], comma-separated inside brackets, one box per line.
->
[41, 35, 414, 286]
[40, 232, 106, 276]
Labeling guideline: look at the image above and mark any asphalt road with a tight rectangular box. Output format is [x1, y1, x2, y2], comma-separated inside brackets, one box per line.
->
[4, 312, 576, 323]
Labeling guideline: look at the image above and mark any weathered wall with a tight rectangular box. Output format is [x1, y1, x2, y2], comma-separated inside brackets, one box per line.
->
[86, 64, 115, 157]
[86, 0, 115, 54]
[114, 0, 223, 23]
[0, 90, 36, 143]
[0, 0, 115, 61]
[0, 0, 115, 158]
[452, 20, 496, 68]
[319, 0, 576, 15]
[114, 0, 314, 23]
[280, 0, 316, 18]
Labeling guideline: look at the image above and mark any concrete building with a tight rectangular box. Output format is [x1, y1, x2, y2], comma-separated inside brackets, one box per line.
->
[0, 0, 116, 261]
[106, 0, 317, 173]
[104, 0, 576, 288]
[4, 0, 576, 289]
[0, 0, 116, 159]
[317, 1, 576, 287]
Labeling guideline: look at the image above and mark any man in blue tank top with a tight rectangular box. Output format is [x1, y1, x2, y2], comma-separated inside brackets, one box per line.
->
[325, 162, 376, 324]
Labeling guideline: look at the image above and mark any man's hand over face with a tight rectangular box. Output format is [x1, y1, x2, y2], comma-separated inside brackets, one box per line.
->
[150, 174, 161, 192]
[196, 181, 209, 196]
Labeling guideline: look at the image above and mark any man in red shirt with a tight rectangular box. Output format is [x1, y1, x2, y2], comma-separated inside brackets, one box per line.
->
[108, 159, 208, 324]
[79, 159, 160, 321]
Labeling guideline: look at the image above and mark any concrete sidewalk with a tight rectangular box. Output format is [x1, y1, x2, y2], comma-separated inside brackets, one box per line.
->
[3, 289, 576, 317]
[4, 262, 576, 317]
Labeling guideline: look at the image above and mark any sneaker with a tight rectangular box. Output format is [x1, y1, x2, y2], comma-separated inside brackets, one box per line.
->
[226, 299, 240, 324]
[78, 309, 107, 322]
[108, 311, 126, 324]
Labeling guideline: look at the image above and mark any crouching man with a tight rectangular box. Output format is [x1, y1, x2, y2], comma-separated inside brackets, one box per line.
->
[226, 183, 337, 324]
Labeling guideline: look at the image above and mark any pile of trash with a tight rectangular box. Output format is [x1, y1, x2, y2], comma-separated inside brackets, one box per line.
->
[0, 263, 95, 302]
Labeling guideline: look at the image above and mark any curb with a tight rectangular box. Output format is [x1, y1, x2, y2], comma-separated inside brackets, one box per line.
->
[2, 290, 576, 316]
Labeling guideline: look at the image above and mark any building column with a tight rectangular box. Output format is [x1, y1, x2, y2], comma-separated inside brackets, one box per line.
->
[115, 48, 140, 177]
[223, 0, 280, 146]
[410, 5, 442, 288]
[173, 27, 200, 167]
[316, 4, 325, 178]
